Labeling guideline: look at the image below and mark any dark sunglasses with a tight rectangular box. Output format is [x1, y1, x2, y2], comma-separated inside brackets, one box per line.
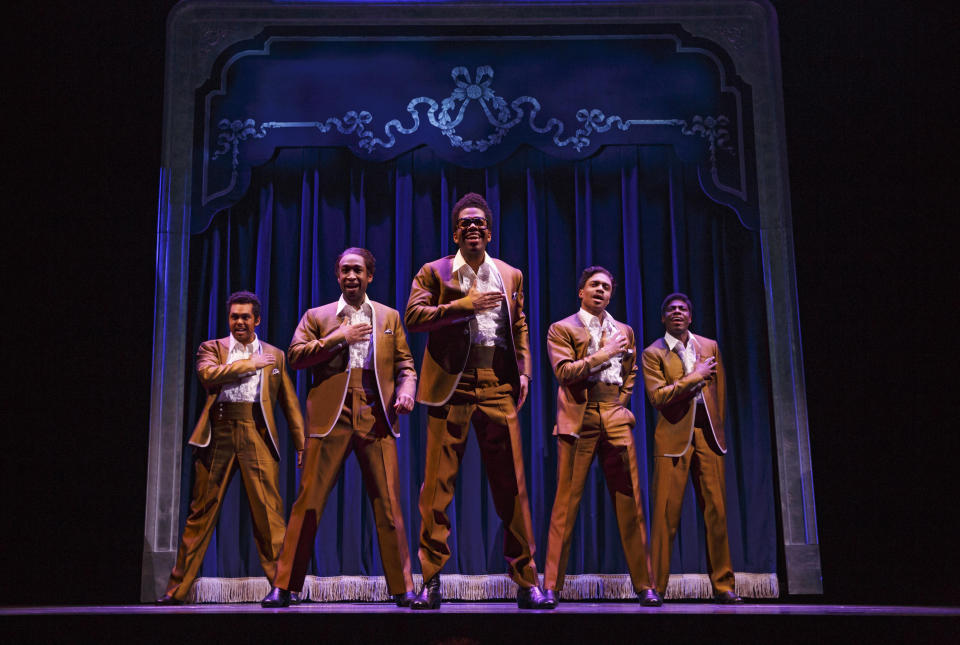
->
[457, 217, 488, 230]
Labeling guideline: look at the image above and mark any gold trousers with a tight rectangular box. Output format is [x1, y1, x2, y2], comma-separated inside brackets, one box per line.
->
[651, 422, 735, 594]
[544, 401, 654, 592]
[273, 370, 413, 595]
[165, 404, 285, 600]
[417, 367, 539, 587]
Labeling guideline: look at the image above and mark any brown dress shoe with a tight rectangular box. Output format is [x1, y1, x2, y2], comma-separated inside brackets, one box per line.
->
[410, 575, 442, 610]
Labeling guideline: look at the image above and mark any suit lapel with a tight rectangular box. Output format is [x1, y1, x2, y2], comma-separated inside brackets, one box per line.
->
[370, 300, 381, 365]
[440, 257, 466, 299]
[569, 315, 592, 359]
[259, 342, 271, 402]
[661, 338, 685, 377]
[614, 321, 632, 378]
[492, 258, 518, 327]
[218, 337, 230, 362]
[216, 337, 232, 393]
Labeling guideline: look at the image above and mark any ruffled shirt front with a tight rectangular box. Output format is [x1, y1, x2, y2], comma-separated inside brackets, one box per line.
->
[337, 294, 374, 369]
[577, 308, 623, 386]
[217, 334, 262, 402]
[453, 250, 508, 349]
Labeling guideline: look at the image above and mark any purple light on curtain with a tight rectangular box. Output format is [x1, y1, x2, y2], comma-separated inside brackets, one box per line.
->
[180, 144, 776, 582]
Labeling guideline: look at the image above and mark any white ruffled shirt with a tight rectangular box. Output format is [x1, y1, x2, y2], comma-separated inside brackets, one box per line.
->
[337, 294, 374, 369]
[453, 250, 508, 350]
[577, 309, 623, 385]
[217, 334, 262, 402]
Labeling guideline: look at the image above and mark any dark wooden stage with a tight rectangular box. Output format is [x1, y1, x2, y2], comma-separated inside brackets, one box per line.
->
[4, 602, 958, 644]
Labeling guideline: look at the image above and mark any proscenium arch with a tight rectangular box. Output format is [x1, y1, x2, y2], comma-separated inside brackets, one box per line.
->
[143, 0, 820, 601]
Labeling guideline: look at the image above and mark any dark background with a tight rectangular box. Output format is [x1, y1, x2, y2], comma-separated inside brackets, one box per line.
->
[3, 1, 955, 606]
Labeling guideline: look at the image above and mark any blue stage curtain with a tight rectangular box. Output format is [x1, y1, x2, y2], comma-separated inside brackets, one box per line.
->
[181, 144, 776, 583]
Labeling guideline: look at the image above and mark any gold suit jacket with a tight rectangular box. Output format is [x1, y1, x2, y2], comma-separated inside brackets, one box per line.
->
[404, 255, 531, 405]
[546, 314, 637, 436]
[640, 333, 727, 457]
[188, 337, 305, 460]
[288, 300, 417, 437]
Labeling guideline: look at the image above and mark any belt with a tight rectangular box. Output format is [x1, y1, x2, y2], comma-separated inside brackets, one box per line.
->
[212, 401, 257, 421]
[586, 382, 620, 402]
[463, 345, 510, 370]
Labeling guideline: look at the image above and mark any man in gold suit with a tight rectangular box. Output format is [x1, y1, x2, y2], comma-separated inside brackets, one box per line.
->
[541, 266, 662, 608]
[262, 248, 418, 608]
[641, 292, 743, 603]
[404, 193, 550, 610]
[158, 291, 305, 604]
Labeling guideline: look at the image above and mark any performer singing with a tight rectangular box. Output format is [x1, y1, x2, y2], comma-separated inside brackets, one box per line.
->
[405, 193, 550, 610]
[641, 293, 743, 603]
[262, 248, 417, 608]
[157, 291, 305, 605]
[541, 267, 662, 608]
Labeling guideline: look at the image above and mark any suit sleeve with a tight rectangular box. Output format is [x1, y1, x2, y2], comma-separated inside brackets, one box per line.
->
[275, 352, 305, 451]
[288, 309, 348, 370]
[511, 272, 533, 378]
[619, 326, 637, 407]
[641, 346, 705, 410]
[196, 340, 254, 387]
[547, 323, 612, 385]
[404, 263, 475, 332]
[392, 314, 418, 400]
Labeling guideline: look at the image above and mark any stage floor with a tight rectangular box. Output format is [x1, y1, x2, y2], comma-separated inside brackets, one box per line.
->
[4, 601, 960, 615]
[4, 602, 959, 644]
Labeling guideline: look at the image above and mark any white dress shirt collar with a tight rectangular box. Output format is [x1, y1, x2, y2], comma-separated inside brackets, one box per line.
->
[228, 333, 260, 354]
[452, 249, 497, 276]
[337, 293, 372, 315]
[664, 331, 700, 352]
[577, 308, 617, 330]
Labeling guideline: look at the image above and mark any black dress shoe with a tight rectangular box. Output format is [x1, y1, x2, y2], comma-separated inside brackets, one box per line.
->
[714, 590, 744, 604]
[638, 588, 663, 607]
[410, 575, 442, 610]
[289, 591, 302, 605]
[155, 594, 182, 605]
[541, 589, 559, 609]
[393, 591, 417, 607]
[261, 586, 292, 608]
[517, 585, 554, 610]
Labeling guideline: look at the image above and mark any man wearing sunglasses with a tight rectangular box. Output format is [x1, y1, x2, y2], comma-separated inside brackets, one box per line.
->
[404, 192, 549, 610]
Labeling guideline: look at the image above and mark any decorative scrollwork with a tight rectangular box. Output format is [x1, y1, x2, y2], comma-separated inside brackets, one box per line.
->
[212, 111, 374, 170]
[681, 115, 732, 165]
[209, 65, 735, 173]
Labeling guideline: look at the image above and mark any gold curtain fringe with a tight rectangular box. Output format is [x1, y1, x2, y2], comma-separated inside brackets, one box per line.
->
[189, 572, 778, 603]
